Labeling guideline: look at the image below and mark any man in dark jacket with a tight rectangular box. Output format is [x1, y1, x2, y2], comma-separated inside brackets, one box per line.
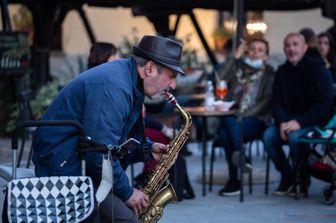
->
[32, 35, 185, 222]
[263, 32, 333, 197]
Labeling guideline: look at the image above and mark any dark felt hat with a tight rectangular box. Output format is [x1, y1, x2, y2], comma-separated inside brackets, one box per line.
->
[132, 35, 185, 75]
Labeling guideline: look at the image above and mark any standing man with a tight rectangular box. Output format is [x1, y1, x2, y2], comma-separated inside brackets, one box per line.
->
[263, 33, 333, 196]
[32, 35, 185, 222]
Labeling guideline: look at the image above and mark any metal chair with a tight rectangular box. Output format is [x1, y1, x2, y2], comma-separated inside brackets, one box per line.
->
[16, 89, 35, 168]
[208, 136, 258, 195]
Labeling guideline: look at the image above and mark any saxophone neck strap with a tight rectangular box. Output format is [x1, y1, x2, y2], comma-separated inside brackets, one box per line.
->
[137, 113, 152, 164]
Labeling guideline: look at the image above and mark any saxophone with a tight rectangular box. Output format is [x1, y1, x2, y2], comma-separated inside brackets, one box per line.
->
[139, 91, 192, 223]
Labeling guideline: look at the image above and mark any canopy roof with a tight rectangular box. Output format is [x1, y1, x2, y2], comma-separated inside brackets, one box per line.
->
[4, 0, 331, 86]
[86, 0, 323, 11]
[8, 0, 323, 12]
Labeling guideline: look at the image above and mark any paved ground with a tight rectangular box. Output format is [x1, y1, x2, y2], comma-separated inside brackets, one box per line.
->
[159, 143, 336, 223]
[0, 139, 336, 223]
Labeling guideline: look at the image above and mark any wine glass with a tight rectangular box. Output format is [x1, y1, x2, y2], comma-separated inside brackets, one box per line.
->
[216, 80, 228, 100]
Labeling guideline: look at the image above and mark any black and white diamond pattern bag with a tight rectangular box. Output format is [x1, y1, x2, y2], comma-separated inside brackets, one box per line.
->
[3, 120, 97, 223]
[7, 176, 94, 223]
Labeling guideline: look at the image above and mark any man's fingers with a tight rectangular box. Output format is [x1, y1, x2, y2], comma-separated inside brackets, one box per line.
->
[137, 204, 142, 212]
[161, 144, 169, 153]
[141, 199, 148, 209]
[132, 206, 139, 217]
[280, 130, 287, 141]
[143, 194, 149, 203]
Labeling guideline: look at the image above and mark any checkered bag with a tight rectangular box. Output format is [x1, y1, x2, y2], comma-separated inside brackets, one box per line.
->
[7, 176, 94, 223]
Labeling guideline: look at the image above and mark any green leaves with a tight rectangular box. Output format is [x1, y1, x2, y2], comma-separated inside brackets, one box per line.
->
[5, 79, 69, 133]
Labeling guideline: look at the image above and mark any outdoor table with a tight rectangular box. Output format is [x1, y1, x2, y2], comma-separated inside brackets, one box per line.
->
[183, 106, 237, 196]
[187, 93, 206, 101]
[193, 82, 206, 93]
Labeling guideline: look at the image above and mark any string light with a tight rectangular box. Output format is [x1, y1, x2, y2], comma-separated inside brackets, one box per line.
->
[246, 22, 267, 34]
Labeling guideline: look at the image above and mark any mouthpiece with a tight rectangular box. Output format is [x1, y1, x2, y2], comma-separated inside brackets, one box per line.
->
[163, 91, 177, 105]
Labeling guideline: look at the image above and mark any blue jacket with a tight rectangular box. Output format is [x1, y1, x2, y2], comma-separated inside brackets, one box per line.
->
[32, 58, 147, 201]
[272, 55, 333, 128]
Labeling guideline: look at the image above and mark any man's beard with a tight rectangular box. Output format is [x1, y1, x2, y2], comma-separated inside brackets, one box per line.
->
[149, 91, 164, 100]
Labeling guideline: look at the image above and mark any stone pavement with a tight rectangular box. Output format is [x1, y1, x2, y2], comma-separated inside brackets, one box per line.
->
[159, 143, 336, 223]
[0, 138, 336, 223]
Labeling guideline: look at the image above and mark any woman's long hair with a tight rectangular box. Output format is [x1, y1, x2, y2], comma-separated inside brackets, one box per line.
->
[318, 32, 336, 73]
[87, 42, 117, 69]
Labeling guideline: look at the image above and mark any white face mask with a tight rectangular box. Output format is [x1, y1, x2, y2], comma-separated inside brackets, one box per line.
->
[243, 57, 264, 69]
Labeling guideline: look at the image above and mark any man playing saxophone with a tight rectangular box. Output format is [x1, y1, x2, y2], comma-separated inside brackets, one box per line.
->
[32, 35, 186, 223]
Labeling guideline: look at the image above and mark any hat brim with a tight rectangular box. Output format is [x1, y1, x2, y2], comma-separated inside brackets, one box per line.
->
[133, 46, 185, 76]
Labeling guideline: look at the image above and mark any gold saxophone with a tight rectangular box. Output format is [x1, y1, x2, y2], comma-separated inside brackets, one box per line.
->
[139, 91, 192, 223]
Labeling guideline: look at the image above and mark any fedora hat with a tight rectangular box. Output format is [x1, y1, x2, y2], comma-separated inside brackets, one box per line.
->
[132, 35, 185, 75]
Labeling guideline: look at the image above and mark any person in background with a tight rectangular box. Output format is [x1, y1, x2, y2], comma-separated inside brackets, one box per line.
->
[214, 38, 234, 72]
[87, 42, 118, 69]
[32, 35, 185, 222]
[216, 38, 274, 196]
[300, 27, 317, 48]
[263, 33, 333, 197]
[317, 32, 336, 81]
[317, 32, 336, 111]
[299, 27, 324, 63]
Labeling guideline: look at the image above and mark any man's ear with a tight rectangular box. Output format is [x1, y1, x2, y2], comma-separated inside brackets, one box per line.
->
[144, 61, 155, 77]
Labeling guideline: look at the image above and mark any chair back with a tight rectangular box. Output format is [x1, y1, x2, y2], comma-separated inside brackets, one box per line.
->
[17, 90, 35, 122]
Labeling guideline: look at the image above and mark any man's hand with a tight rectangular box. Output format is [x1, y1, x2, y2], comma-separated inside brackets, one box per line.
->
[125, 188, 149, 217]
[280, 120, 301, 141]
[235, 39, 247, 59]
[152, 143, 169, 161]
[285, 120, 301, 134]
[279, 122, 288, 141]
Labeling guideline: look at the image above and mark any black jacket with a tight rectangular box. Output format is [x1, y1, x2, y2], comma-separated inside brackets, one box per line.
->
[272, 55, 333, 128]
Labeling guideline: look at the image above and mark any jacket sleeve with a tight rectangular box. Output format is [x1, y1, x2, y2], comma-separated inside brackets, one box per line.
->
[112, 159, 134, 201]
[242, 72, 274, 117]
[217, 57, 237, 82]
[272, 69, 290, 126]
[83, 83, 134, 201]
[295, 67, 333, 128]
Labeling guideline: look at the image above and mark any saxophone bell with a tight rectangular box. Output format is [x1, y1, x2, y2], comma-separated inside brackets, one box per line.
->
[140, 182, 177, 223]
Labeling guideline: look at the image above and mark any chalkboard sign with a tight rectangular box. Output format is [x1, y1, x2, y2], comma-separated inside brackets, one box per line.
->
[0, 32, 30, 74]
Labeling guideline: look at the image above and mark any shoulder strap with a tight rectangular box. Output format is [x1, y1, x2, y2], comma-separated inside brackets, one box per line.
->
[128, 113, 152, 164]
[137, 114, 152, 164]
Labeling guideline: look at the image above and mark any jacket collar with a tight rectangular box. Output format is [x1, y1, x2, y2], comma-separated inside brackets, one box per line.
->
[129, 57, 144, 104]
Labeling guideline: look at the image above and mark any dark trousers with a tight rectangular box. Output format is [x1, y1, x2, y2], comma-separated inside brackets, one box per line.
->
[262, 125, 313, 181]
[87, 185, 139, 223]
[100, 193, 139, 223]
[219, 115, 266, 181]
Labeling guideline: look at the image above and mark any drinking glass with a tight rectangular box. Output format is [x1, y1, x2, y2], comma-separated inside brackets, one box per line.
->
[216, 80, 228, 100]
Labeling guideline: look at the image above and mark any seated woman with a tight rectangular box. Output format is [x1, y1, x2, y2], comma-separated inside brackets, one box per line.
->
[317, 32, 336, 111]
[87, 42, 118, 68]
[217, 38, 274, 196]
